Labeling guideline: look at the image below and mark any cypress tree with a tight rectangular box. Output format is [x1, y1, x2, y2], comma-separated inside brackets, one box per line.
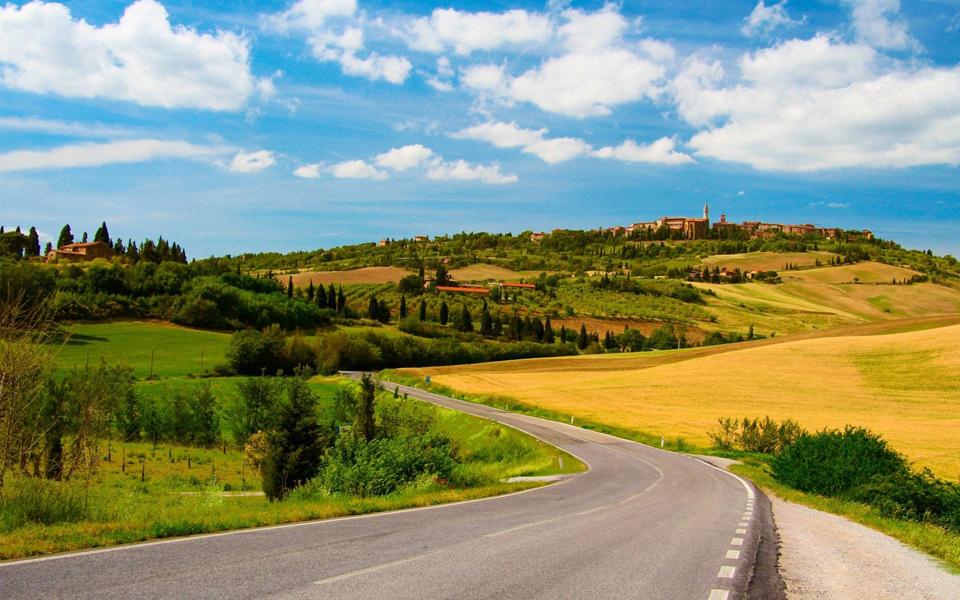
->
[94, 221, 111, 245]
[439, 300, 449, 325]
[510, 313, 522, 340]
[459, 304, 473, 332]
[287, 276, 294, 298]
[419, 300, 427, 321]
[493, 313, 503, 337]
[327, 284, 337, 310]
[378, 299, 391, 324]
[337, 286, 346, 313]
[532, 317, 544, 342]
[544, 317, 554, 343]
[368, 296, 379, 320]
[57, 224, 74, 248]
[81, 231, 88, 243]
[43, 241, 52, 255]
[560, 325, 567, 343]
[577, 324, 588, 350]
[399, 295, 407, 319]
[316, 286, 327, 308]
[307, 281, 315, 301]
[27, 227, 40, 257]
[480, 306, 492, 336]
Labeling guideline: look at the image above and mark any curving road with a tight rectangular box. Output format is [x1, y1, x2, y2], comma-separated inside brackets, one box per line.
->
[1, 381, 776, 600]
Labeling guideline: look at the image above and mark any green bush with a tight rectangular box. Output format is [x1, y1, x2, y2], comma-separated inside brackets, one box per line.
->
[771, 426, 907, 496]
[852, 469, 960, 531]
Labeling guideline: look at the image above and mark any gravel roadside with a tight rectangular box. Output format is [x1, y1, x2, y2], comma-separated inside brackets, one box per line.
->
[771, 494, 960, 600]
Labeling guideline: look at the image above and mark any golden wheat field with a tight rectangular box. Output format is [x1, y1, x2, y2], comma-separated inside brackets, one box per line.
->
[780, 261, 920, 284]
[412, 322, 960, 479]
[449, 263, 528, 281]
[699, 251, 839, 272]
[289, 266, 411, 286]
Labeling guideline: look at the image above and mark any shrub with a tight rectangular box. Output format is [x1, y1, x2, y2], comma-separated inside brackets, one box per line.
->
[226, 326, 288, 375]
[711, 416, 804, 454]
[852, 469, 960, 531]
[771, 426, 907, 496]
[0, 479, 91, 532]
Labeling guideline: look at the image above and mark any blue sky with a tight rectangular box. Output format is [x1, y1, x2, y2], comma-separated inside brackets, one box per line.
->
[1, 0, 958, 258]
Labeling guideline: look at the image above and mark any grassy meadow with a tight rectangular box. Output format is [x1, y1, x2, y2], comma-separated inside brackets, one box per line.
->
[699, 250, 840, 271]
[52, 321, 231, 378]
[407, 323, 960, 480]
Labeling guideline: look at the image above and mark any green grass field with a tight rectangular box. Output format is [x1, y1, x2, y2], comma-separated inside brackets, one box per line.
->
[51, 321, 231, 378]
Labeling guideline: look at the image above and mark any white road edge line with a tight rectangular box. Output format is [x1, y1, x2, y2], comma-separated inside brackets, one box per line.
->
[313, 550, 442, 585]
[484, 517, 560, 538]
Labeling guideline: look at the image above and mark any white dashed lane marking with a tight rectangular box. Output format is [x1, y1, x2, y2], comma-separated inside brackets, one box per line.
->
[726, 550, 741, 560]
[731, 537, 744, 546]
[718, 566, 736, 578]
[736, 528, 747, 534]
[708, 590, 730, 600]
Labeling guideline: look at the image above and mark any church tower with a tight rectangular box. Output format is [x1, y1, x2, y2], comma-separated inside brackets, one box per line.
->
[703, 201, 710, 224]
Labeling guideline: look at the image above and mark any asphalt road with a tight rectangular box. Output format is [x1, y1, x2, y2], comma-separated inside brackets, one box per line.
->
[1, 381, 771, 600]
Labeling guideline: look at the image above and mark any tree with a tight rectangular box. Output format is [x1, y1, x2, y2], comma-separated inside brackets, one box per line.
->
[93, 221, 111, 246]
[81, 232, 88, 243]
[357, 374, 377, 442]
[419, 300, 427, 321]
[377, 299, 391, 324]
[307, 281, 315, 301]
[57, 224, 74, 248]
[27, 227, 40, 257]
[261, 378, 329, 500]
[577, 324, 589, 350]
[544, 317, 555, 343]
[435, 264, 450, 287]
[337, 286, 346, 313]
[439, 300, 449, 325]
[192, 382, 220, 447]
[399, 295, 407, 319]
[458, 304, 473, 332]
[316, 284, 327, 308]
[560, 325, 567, 343]
[43, 242, 52, 255]
[225, 377, 280, 445]
[327, 284, 337, 310]
[368, 296, 379, 320]
[480, 306, 492, 336]
[287, 276, 294, 299]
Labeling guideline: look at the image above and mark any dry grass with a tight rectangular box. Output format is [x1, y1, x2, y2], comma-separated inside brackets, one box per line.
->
[450, 264, 526, 281]
[781, 261, 920, 284]
[412, 323, 960, 479]
[289, 266, 411, 287]
[552, 317, 708, 342]
[700, 251, 839, 272]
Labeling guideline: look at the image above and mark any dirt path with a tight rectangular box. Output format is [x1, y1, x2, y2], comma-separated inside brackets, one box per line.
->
[771, 495, 960, 599]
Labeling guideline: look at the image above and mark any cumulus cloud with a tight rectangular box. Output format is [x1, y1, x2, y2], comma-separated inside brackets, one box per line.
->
[593, 138, 695, 165]
[228, 150, 275, 173]
[842, 0, 914, 50]
[330, 159, 386, 179]
[741, 1, 801, 37]
[452, 121, 590, 164]
[374, 144, 435, 171]
[293, 163, 323, 179]
[0, 0, 256, 111]
[426, 160, 518, 184]
[672, 36, 960, 171]
[403, 8, 552, 55]
[269, 0, 356, 31]
[0, 139, 232, 173]
[460, 6, 670, 117]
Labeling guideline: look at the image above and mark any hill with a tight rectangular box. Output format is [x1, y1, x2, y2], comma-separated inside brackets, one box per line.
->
[700, 250, 839, 272]
[408, 320, 960, 479]
[290, 266, 411, 286]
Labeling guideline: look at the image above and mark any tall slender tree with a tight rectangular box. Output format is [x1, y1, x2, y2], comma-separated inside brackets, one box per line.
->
[27, 227, 40, 257]
[93, 221, 111, 245]
[439, 300, 449, 325]
[287, 276, 294, 299]
[419, 300, 427, 321]
[399, 295, 407, 319]
[57, 224, 74, 248]
[544, 317, 555, 343]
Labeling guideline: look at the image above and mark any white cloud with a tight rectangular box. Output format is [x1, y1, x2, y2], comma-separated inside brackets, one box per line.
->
[459, 7, 670, 118]
[842, 0, 914, 50]
[741, 1, 801, 37]
[403, 8, 552, 55]
[672, 36, 960, 171]
[426, 160, 517, 184]
[228, 150, 275, 173]
[593, 137, 695, 165]
[0, 0, 256, 111]
[329, 159, 386, 179]
[425, 57, 454, 91]
[270, 0, 356, 31]
[374, 144, 435, 171]
[337, 51, 411, 84]
[452, 121, 590, 164]
[293, 163, 323, 179]
[0, 117, 137, 138]
[0, 139, 231, 173]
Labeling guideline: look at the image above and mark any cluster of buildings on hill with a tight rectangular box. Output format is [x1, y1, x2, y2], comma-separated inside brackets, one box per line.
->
[530, 203, 873, 242]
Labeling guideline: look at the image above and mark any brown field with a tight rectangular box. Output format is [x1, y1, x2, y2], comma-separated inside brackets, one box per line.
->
[450, 263, 526, 281]
[552, 317, 708, 342]
[699, 251, 839, 272]
[289, 266, 411, 286]
[408, 320, 960, 479]
[780, 261, 920, 284]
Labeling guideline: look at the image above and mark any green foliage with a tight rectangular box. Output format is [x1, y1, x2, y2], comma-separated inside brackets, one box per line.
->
[225, 326, 289, 375]
[223, 377, 281, 445]
[0, 479, 92, 532]
[772, 426, 907, 496]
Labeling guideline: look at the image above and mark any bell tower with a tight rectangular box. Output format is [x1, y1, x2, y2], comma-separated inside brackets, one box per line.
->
[703, 201, 710, 224]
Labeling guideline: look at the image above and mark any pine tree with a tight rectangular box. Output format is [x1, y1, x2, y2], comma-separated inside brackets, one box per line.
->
[419, 300, 427, 321]
[399, 295, 407, 319]
[27, 227, 40, 257]
[57, 224, 74, 248]
[439, 300, 449, 325]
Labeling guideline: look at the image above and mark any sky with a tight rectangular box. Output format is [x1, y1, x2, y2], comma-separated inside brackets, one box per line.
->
[1, 0, 958, 258]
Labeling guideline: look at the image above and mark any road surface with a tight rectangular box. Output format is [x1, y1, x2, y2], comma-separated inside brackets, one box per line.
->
[1, 380, 776, 600]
